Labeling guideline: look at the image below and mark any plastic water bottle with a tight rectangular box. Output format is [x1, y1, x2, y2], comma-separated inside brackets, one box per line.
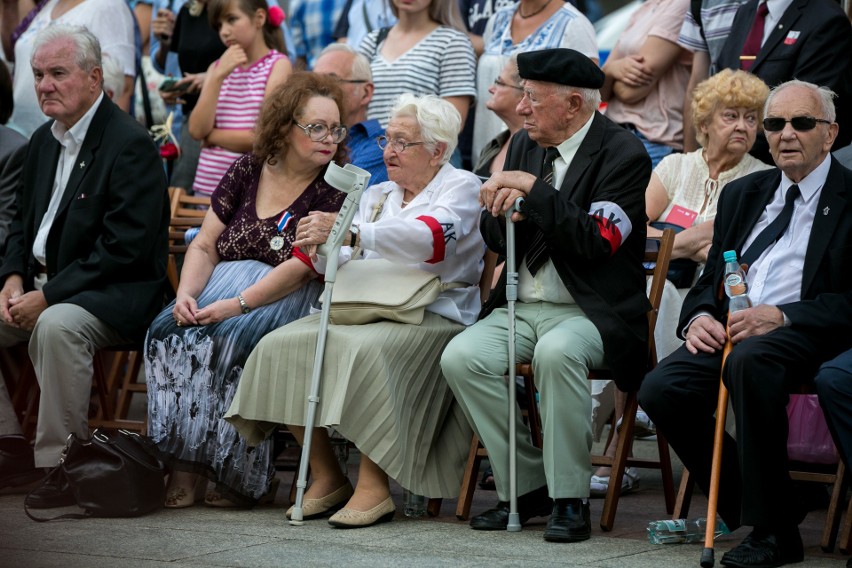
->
[402, 489, 426, 517]
[723, 250, 752, 313]
[647, 517, 731, 544]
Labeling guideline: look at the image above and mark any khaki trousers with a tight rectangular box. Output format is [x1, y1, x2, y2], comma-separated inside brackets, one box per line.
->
[442, 302, 605, 501]
[0, 303, 127, 466]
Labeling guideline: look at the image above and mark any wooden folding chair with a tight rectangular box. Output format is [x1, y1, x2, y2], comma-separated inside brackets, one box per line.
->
[167, 188, 211, 294]
[674, 393, 852, 554]
[455, 229, 678, 531]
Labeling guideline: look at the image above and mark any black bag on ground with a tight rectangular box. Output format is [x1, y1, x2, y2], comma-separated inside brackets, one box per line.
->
[25, 429, 165, 521]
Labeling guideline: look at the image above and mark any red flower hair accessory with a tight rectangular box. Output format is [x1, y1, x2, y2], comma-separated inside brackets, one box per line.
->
[267, 6, 285, 28]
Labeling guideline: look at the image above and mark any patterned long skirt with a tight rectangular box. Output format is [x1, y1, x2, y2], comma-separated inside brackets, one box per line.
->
[145, 260, 321, 505]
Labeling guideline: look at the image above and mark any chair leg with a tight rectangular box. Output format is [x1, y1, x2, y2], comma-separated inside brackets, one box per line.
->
[821, 460, 847, 552]
[456, 433, 485, 521]
[840, 480, 852, 554]
[656, 430, 676, 514]
[600, 391, 639, 532]
[673, 467, 693, 520]
[427, 498, 442, 517]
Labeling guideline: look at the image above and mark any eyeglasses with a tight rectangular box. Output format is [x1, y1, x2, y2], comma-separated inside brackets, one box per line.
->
[339, 79, 368, 84]
[293, 121, 347, 143]
[377, 135, 426, 153]
[493, 77, 523, 91]
[763, 116, 832, 132]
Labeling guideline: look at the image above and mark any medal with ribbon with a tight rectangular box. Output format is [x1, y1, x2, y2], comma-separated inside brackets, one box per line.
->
[270, 211, 293, 251]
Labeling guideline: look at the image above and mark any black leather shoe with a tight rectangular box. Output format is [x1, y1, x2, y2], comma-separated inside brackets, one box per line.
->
[25, 470, 75, 509]
[470, 485, 552, 530]
[720, 527, 804, 568]
[544, 498, 591, 542]
[0, 435, 41, 489]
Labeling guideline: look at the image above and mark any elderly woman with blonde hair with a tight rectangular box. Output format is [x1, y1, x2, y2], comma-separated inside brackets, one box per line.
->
[225, 93, 485, 528]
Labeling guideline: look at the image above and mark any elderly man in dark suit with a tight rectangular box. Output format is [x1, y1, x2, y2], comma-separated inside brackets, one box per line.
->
[0, 25, 169, 506]
[442, 48, 651, 543]
[715, 0, 852, 161]
[640, 79, 852, 568]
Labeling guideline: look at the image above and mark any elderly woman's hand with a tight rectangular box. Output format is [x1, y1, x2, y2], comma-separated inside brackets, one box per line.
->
[173, 293, 199, 327]
[293, 211, 338, 257]
[480, 171, 537, 220]
[194, 298, 242, 325]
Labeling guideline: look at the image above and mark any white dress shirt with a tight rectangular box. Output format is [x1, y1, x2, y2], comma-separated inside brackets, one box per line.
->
[743, 153, 829, 306]
[761, 0, 795, 47]
[32, 92, 104, 273]
[518, 112, 595, 304]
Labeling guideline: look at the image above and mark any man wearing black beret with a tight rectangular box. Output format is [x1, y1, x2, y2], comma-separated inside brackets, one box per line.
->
[443, 48, 652, 542]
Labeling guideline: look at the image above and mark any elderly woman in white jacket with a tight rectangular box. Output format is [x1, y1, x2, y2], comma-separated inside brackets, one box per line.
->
[225, 94, 485, 528]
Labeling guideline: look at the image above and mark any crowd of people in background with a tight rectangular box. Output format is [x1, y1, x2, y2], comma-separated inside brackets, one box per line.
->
[2, 0, 852, 566]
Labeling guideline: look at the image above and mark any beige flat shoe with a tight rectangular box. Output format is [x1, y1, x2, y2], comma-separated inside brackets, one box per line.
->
[285, 480, 354, 520]
[328, 496, 395, 528]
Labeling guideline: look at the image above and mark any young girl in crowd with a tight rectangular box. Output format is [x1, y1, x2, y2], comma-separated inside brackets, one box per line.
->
[189, 0, 291, 196]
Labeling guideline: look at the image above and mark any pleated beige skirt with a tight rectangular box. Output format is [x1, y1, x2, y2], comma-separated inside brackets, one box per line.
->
[224, 311, 472, 498]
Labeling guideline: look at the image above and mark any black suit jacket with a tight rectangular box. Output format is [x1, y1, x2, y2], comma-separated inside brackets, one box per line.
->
[0, 95, 170, 341]
[481, 112, 652, 391]
[717, 0, 852, 157]
[679, 157, 852, 336]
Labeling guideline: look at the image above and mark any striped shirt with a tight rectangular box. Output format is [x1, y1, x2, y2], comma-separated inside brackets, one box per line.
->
[193, 50, 285, 197]
[677, 0, 745, 69]
[359, 26, 477, 128]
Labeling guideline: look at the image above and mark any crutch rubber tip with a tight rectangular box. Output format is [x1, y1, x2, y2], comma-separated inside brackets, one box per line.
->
[506, 513, 521, 532]
[288, 519, 305, 526]
[700, 547, 715, 567]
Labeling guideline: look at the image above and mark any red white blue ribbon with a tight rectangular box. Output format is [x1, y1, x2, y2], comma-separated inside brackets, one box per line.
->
[277, 211, 293, 233]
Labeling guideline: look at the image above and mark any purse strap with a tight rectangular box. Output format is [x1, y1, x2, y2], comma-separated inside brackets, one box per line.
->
[23, 466, 89, 522]
[358, 191, 471, 290]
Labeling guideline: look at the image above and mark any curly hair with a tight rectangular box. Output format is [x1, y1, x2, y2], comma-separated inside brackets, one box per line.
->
[691, 69, 770, 147]
[253, 71, 349, 166]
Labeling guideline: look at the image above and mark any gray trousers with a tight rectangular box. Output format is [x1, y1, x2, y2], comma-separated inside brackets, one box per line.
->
[441, 302, 605, 501]
[0, 303, 127, 466]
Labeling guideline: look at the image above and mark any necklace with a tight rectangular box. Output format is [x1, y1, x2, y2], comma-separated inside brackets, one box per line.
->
[517, 0, 553, 19]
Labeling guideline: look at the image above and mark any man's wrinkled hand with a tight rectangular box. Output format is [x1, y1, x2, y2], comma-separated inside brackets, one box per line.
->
[7, 291, 47, 331]
[684, 315, 727, 354]
[728, 305, 784, 344]
[478, 171, 535, 219]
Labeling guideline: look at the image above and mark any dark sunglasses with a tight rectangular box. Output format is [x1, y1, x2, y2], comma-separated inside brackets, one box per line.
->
[763, 116, 831, 132]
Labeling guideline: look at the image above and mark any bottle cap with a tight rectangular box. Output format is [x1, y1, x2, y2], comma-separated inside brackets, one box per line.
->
[723, 250, 738, 263]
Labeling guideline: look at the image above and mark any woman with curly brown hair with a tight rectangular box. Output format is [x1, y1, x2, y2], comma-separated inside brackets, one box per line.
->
[144, 72, 347, 509]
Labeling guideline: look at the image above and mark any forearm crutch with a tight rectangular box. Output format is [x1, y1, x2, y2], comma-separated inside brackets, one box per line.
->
[289, 163, 371, 525]
[505, 197, 524, 533]
[700, 333, 733, 567]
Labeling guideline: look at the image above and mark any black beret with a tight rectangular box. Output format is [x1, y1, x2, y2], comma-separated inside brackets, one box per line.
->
[517, 48, 605, 89]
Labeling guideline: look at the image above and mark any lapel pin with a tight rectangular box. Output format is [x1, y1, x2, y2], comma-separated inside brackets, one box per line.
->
[79, 161, 86, 169]
[823, 207, 830, 216]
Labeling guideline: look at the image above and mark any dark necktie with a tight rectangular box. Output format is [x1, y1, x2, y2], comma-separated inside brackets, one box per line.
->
[525, 147, 560, 275]
[740, 184, 800, 267]
[740, 1, 769, 71]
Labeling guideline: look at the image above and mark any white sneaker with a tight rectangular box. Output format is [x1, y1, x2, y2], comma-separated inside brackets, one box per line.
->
[615, 410, 657, 440]
[589, 467, 640, 498]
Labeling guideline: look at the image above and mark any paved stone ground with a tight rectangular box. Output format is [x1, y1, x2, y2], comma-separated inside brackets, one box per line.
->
[0, 437, 847, 568]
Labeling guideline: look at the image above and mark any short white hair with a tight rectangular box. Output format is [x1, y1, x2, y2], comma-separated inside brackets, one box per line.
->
[317, 43, 372, 81]
[765, 79, 837, 122]
[101, 52, 124, 100]
[389, 94, 460, 165]
[31, 24, 101, 73]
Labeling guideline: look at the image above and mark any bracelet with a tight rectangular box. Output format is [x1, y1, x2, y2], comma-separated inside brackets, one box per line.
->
[237, 293, 251, 314]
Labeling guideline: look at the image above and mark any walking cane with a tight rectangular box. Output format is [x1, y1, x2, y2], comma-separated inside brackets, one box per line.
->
[700, 331, 733, 567]
[505, 196, 525, 533]
[289, 163, 371, 526]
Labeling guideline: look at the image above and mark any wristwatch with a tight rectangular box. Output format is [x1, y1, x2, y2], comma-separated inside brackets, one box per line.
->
[349, 224, 360, 248]
[237, 293, 251, 314]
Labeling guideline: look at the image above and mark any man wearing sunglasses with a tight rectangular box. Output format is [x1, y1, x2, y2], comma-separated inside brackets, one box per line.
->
[640, 79, 852, 568]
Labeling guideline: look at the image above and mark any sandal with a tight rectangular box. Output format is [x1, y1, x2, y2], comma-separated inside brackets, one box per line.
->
[165, 473, 207, 508]
[589, 467, 640, 498]
[204, 477, 280, 508]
